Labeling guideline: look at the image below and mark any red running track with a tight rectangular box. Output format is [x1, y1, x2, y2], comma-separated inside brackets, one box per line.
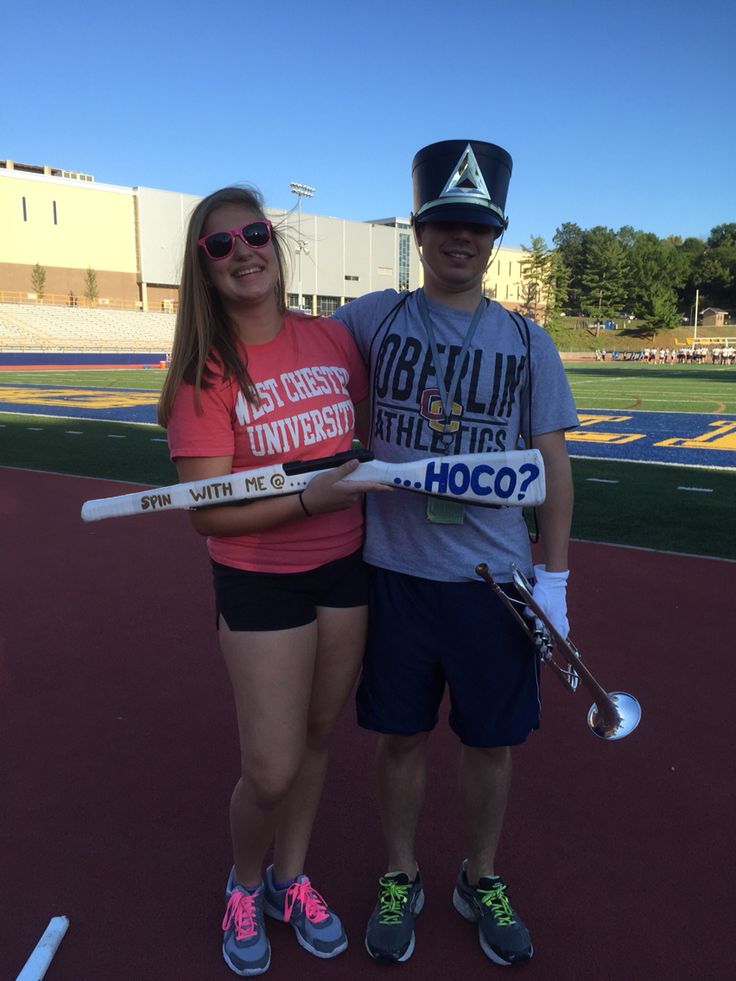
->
[1, 468, 734, 981]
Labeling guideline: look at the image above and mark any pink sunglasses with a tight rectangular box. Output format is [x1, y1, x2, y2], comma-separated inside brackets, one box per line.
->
[198, 219, 273, 260]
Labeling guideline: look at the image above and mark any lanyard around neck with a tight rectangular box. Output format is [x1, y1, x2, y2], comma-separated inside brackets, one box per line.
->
[416, 289, 486, 434]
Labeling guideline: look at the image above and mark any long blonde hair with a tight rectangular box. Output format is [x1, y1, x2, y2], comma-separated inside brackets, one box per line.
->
[158, 186, 289, 427]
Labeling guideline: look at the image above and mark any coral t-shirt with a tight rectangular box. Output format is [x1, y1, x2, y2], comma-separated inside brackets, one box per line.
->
[167, 315, 368, 573]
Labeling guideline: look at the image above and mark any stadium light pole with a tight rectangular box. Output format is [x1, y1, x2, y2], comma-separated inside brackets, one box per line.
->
[693, 287, 700, 342]
[290, 182, 315, 310]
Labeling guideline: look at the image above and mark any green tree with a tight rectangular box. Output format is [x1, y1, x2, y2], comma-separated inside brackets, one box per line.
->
[550, 220, 736, 330]
[84, 266, 99, 304]
[644, 284, 680, 338]
[706, 223, 736, 249]
[627, 232, 688, 334]
[547, 251, 570, 330]
[31, 262, 47, 298]
[519, 235, 552, 323]
[694, 224, 736, 312]
[579, 227, 627, 320]
[519, 235, 569, 329]
[518, 279, 540, 321]
[677, 236, 706, 315]
[616, 225, 639, 251]
[552, 222, 586, 312]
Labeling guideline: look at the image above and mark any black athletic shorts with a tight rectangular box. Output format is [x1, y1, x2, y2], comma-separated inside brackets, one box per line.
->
[211, 550, 369, 632]
[356, 567, 541, 747]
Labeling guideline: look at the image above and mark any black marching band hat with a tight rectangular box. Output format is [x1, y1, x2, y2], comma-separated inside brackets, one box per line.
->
[411, 140, 512, 229]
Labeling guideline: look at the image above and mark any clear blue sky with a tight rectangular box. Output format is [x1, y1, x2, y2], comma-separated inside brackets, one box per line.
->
[3, 0, 734, 248]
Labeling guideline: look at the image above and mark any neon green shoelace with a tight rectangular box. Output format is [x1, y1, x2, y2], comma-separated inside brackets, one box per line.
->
[378, 877, 411, 924]
[477, 882, 516, 926]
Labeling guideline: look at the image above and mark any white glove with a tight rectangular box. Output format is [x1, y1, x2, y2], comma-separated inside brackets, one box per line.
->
[528, 565, 569, 640]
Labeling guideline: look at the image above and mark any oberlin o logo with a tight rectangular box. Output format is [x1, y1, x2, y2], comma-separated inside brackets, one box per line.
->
[420, 388, 463, 434]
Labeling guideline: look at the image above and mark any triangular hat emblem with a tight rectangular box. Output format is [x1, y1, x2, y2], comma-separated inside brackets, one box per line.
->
[411, 138, 512, 227]
[439, 145, 492, 201]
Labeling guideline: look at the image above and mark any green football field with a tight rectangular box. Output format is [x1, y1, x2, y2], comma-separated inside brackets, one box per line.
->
[1, 363, 734, 559]
[565, 362, 736, 414]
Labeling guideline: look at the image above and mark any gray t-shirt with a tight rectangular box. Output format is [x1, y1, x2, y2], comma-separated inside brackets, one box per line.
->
[333, 289, 579, 582]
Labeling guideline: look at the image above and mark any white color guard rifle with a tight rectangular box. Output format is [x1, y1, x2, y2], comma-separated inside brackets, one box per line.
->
[81, 448, 545, 523]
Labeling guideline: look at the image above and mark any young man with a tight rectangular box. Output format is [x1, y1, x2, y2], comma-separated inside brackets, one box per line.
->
[333, 140, 578, 966]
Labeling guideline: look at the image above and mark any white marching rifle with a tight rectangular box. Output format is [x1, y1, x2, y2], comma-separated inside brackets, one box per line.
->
[81, 448, 546, 523]
[15, 916, 69, 981]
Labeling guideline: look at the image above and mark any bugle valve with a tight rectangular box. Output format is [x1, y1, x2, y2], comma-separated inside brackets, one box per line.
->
[475, 562, 641, 740]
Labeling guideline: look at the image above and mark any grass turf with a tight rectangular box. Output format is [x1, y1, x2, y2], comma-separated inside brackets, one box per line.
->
[565, 363, 736, 414]
[0, 412, 176, 485]
[0, 369, 166, 389]
[566, 457, 734, 559]
[2, 363, 734, 559]
[2, 410, 734, 560]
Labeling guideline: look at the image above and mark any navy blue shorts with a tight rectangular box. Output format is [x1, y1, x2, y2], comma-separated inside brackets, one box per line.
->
[356, 568, 541, 747]
[211, 550, 369, 632]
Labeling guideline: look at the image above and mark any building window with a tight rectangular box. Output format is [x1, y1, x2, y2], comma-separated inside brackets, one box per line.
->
[22, 196, 27, 221]
[344, 274, 359, 281]
[288, 293, 313, 312]
[316, 295, 340, 316]
[52, 201, 58, 225]
[398, 232, 411, 291]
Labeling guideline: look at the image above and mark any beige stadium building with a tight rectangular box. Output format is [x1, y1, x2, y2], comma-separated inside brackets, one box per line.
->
[1, 159, 526, 328]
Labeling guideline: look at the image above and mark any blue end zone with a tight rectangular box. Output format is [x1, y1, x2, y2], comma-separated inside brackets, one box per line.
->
[0, 384, 159, 424]
[2, 385, 735, 470]
[569, 409, 736, 470]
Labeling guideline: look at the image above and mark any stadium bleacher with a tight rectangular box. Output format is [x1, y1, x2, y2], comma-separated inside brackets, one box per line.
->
[0, 303, 175, 353]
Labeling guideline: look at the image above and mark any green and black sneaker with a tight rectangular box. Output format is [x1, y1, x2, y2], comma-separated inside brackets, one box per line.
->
[452, 860, 533, 965]
[365, 869, 425, 962]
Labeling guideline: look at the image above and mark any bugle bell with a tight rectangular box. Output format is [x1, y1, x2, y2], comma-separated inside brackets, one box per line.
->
[475, 562, 641, 740]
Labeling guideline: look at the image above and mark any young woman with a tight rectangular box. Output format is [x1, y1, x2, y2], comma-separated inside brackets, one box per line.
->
[158, 186, 383, 976]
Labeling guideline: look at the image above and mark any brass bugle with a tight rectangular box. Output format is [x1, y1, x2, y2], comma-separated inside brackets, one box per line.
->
[475, 562, 642, 740]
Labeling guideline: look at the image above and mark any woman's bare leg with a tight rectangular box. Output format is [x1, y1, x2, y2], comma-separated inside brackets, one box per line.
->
[219, 618, 320, 887]
[271, 605, 367, 880]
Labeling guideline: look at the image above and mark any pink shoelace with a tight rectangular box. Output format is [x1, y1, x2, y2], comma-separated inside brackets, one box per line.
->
[222, 889, 260, 940]
[283, 878, 330, 924]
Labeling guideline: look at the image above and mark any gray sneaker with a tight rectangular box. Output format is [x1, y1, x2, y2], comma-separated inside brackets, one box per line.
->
[221, 877, 271, 977]
[263, 865, 347, 959]
[365, 870, 425, 962]
[452, 860, 533, 965]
